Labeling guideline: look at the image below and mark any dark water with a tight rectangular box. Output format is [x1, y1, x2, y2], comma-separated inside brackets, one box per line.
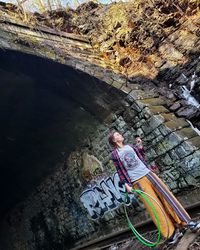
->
[0, 50, 100, 218]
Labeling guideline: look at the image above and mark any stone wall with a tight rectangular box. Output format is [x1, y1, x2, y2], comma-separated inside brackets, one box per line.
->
[1, 9, 200, 249]
[1, 79, 200, 250]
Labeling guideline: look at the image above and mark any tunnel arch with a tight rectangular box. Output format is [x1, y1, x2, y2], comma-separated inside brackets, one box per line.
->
[0, 19, 200, 250]
[0, 49, 126, 218]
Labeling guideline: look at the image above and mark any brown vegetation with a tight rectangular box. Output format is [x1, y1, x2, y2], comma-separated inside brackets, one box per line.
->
[0, 0, 200, 78]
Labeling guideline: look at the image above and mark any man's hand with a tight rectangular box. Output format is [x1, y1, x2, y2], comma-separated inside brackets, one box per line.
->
[135, 136, 143, 148]
[150, 165, 159, 174]
[125, 183, 133, 193]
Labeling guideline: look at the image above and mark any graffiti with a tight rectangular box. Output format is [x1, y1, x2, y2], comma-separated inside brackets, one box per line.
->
[80, 172, 142, 220]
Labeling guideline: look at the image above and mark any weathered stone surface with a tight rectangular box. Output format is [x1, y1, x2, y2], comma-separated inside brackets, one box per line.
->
[185, 136, 200, 149]
[174, 142, 194, 159]
[162, 132, 184, 151]
[122, 107, 137, 123]
[148, 105, 170, 115]
[176, 106, 198, 117]
[111, 80, 123, 89]
[142, 115, 165, 135]
[169, 102, 182, 111]
[159, 42, 186, 64]
[163, 119, 189, 131]
[177, 151, 200, 174]
[159, 124, 172, 136]
[126, 90, 159, 100]
[175, 127, 199, 140]
[168, 149, 182, 162]
[139, 97, 167, 106]
[154, 142, 167, 156]
[158, 153, 174, 166]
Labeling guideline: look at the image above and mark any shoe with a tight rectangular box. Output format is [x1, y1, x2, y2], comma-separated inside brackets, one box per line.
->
[167, 230, 183, 245]
[187, 221, 200, 233]
[179, 227, 187, 235]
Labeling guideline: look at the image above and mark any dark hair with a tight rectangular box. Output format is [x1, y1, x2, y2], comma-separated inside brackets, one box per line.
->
[135, 134, 140, 138]
[108, 129, 117, 147]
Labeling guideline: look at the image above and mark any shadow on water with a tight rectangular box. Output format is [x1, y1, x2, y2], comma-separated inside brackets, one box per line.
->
[0, 49, 103, 218]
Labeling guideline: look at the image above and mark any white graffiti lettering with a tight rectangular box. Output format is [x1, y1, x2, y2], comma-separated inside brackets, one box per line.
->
[80, 172, 141, 220]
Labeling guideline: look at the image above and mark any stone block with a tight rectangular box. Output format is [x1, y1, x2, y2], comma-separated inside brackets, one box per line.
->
[123, 107, 137, 123]
[148, 105, 170, 115]
[140, 108, 153, 120]
[131, 116, 140, 125]
[176, 107, 198, 117]
[158, 124, 171, 136]
[168, 149, 181, 162]
[169, 102, 182, 111]
[153, 128, 162, 137]
[174, 142, 194, 159]
[176, 152, 200, 173]
[121, 84, 132, 94]
[115, 116, 127, 129]
[111, 74, 126, 84]
[145, 148, 157, 160]
[164, 119, 189, 131]
[101, 75, 113, 85]
[175, 127, 199, 141]
[126, 90, 159, 100]
[174, 30, 198, 50]
[143, 132, 156, 143]
[112, 81, 123, 89]
[131, 102, 144, 112]
[185, 136, 200, 150]
[142, 115, 165, 135]
[169, 181, 178, 190]
[160, 153, 174, 166]
[134, 119, 146, 129]
[75, 63, 85, 71]
[160, 113, 177, 122]
[93, 70, 104, 79]
[153, 142, 167, 156]
[162, 132, 183, 151]
[139, 97, 167, 106]
[151, 135, 164, 146]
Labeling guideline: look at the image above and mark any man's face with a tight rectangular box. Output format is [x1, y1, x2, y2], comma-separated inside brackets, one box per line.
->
[113, 132, 124, 144]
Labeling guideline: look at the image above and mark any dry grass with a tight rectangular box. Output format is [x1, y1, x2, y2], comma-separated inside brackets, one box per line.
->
[0, 0, 199, 78]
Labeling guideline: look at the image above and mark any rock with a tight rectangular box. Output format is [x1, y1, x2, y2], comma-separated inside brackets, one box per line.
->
[169, 102, 181, 111]
[82, 152, 103, 180]
[176, 106, 198, 117]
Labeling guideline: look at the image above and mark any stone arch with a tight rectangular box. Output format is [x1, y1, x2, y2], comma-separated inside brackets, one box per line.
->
[0, 18, 200, 250]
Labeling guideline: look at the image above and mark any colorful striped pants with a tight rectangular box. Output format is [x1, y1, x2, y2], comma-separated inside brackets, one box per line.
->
[132, 171, 191, 238]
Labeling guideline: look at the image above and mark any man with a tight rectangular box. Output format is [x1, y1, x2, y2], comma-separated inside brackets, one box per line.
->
[108, 130, 200, 245]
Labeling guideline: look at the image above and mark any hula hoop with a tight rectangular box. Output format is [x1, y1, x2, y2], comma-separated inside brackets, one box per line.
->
[124, 188, 170, 247]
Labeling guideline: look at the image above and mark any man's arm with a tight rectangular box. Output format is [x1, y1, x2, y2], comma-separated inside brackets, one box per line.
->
[134, 138, 158, 172]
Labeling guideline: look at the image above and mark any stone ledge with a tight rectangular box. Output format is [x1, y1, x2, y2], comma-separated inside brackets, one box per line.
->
[146, 105, 170, 115]
[139, 96, 168, 106]
[175, 127, 199, 141]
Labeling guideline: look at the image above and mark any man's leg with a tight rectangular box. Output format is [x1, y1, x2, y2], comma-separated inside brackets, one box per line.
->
[146, 172, 191, 225]
[133, 175, 175, 238]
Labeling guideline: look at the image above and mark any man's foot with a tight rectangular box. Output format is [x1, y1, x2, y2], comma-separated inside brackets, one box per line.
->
[187, 221, 200, 233]
[167, 230, 183, 245]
